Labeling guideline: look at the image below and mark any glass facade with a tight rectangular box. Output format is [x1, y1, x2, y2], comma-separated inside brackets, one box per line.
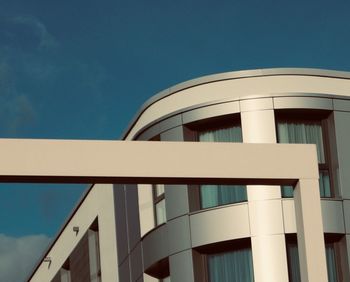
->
[198, 125, 247, 209]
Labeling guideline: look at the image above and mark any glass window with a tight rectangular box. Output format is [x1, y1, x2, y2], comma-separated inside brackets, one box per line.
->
[277, 120, 331, 198]
[286, 239, 301, 282]
[88, 229, 101, 282]
[198, 125, 247, 209]
[207, 247, 254, 282]
[326, 243, 339, 282]
[286, 238, 340, 282]
[153, 184, 166, 226]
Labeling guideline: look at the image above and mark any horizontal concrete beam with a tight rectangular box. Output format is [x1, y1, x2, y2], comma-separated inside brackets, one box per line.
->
[0, 139, 318, 184]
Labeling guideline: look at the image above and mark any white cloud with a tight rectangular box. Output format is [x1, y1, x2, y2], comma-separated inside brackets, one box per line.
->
[0, 233, 51, 282]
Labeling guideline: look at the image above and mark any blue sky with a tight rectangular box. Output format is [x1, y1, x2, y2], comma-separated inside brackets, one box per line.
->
[1, 0, 350, 280]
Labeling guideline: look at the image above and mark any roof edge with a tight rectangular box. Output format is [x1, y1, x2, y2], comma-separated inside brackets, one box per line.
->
[121, 67, 350, 139]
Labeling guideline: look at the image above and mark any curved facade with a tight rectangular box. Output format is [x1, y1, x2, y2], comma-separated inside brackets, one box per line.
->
[29, 68, 350, 282]
[118, 69, 350, 282]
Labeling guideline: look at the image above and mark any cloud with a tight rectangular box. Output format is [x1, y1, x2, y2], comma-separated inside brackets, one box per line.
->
[4, 94, 37, 134]
[0, 233, 51, 282]
[0, 60, 38, 135]
[11, 15, 57, 50]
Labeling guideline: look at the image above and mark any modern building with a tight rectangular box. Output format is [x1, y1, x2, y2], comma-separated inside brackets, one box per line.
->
[29, 68, 350, 282]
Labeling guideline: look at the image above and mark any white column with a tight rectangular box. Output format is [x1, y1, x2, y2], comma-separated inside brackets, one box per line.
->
[241, 101, 289, 282]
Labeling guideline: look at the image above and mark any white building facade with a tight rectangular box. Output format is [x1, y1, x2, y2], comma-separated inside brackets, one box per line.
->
[29, 68, 350, 282]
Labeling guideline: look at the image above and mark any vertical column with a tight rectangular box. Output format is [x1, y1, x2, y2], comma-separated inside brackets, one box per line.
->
[240, 99, 289, 282]
[294, 179, 327, 282]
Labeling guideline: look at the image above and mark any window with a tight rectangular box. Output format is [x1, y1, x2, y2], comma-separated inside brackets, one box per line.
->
[184, 115, 247, 210]
[276, 111, 337, 198]
[153, 184, 166, 226]
[285, 236, 345, 282]
[198, 124, 247, 209]
[88, 229, 101, 282]
[207, 248, 254, 282]
[285, 237, 301, 282]
[193, 240, 254, 282]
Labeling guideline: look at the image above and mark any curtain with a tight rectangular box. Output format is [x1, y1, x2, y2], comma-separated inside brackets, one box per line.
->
[199, 126, 247, 208]
[326, 243, 338, 282]
[208, 248, 254, 282]
[201, 185, 247, 209]
[278, 122, 330, 197]
[199, 125, 242, 143]
[286, 240, 338, 282]
[277, 122, 325, 163]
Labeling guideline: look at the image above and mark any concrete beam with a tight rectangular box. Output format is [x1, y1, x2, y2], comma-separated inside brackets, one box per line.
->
[0, 139, 318, 184]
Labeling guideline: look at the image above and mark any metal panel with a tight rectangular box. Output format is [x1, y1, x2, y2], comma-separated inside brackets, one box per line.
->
[160, 126, 184, 142]
[169, 250, 195, 282]
[283, 199, 345, 234]
[130, 243, 143, 282]
[190, 203, 250, 248]
[164, 184, 189, 221]
[142, 224, 169, 270]
[182, 101, 240, 124]
[273, 96, 333, 110]
[125, 184, 141, 251]
[136, 123, 160, 141]
[118, 258, 131, 282]
[167, 216, 191, 255]
[333, 99, 350, 111]
[240, 98, 273, 112]
[248, 199, 284, 236]
[114, 184, 129, 265]
[334, 111, 350, 199]
[251, 235, 289, 282]
[321, 200, 345, 233]
[159, 115, 182, 134]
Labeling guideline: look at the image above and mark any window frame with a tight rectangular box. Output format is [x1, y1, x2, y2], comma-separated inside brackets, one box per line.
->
[275, 110, 338, 198]
[184, 114, 247, 211]
[153, 184, 166, 226]
[193, 239, 254, 282]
